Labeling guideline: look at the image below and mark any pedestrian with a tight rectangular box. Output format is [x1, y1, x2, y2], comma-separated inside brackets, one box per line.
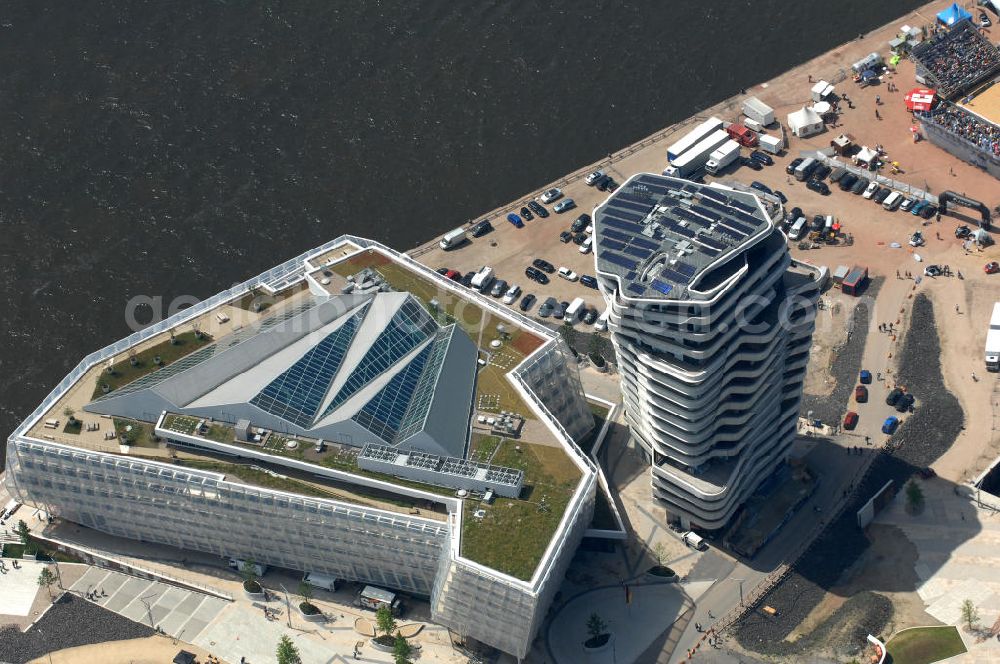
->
[876, 95, 881, 105]
[708, 610, 714, 619]
[896, 269, 900, 279]
[956, 304, 960, 313]
[809, 74, 813, 83]
[875, 109, 881, 120]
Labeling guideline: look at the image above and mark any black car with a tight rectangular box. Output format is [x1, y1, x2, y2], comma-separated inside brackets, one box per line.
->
[806, 179, 830, 195]
[741, 156, 763, 171]
[750, 150, 774, 166]
[519, 206, 534, 221]
[828, 167, 847, 183]
[886, 388, 904, 407]
[811, 214, 826, 231]
[873, 187, 892, 203]
[789, 206, 803, 222]
[786, 157, 804, 175]
[552, 301, 567, 320]
[470, 220, 493, 237]
[839, 173, 858, 191]
[955, 225, 972, 239]
[773, 190, 788, 203]
[559, 231, 573, 243]
[528, 201, 549, 218]
[920, 204, 937, 219]
[525, 266, 549, 284]
[573, 232, 587, 245]
[580, 275, 598, 289]
[538, 297, 557, 318]
[583, 307, 600, 325]
[750, 181, 772, 195]
[532, 258, 555, 273]
[851, 176, 870, 195]
[606, 178, 618, 191]
[436, 267, 450, 275]
[895, 393, 915, 413]
[812, 164, 832, 181]
[461, 271, 476, 288]
[571, 216, 589, 233]
[519, 293, 536, 312]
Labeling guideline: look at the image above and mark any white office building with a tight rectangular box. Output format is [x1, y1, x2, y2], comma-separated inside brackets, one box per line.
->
[593, 174, 821, 530]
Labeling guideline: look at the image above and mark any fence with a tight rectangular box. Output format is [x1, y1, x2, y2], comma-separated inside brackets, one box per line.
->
[813, 153, 939, 204]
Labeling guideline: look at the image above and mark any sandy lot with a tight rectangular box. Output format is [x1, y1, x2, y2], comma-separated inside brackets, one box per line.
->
[29, 635, 217, 664]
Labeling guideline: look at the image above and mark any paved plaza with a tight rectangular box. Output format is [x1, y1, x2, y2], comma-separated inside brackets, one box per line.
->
[0, 559, 50, 617]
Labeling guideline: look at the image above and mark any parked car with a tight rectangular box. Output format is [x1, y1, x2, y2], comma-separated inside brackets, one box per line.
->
[855, 385, 868, 403]
[872, 187, 892, 204]
[806, 179, 830, 195]
[810, 214, 826, 231]
[899, 197, 915, 212]
[859, 369, 872, 384]
[579, 237, 593, 254]
[862, 181, 880, 199]
[559, 231, 573, 243]
[923, 264, 942, 277]
[786, 157, 804, 175]
[851, 176, 870, 194]
[773, 190, 788, 203]
[538, 297, 557, 318]
[585, 169, 606, 185]
[583, 307, 600, 325]
[461, 271, 477, 288]
[604, 177, 619, 191]
[580, 275, 598, 289]
[552, 301, 567, 319]
[955, 225, 971, 239]
[436, 267, 449, 275]
[519, 293, 536, 311]
[919, 204, 937, 219]
[490, 279, 508, 298]
[519, 206, 534, 221]
[573, 232, 587, 245]
[839, 173, 858, 191]
[910, 200, 928, 216]
[553, 199, 576, 214]
[788, 207, 803, 223]
[749, 150, 774, 166]
[502, 284, 521, 305]
[558, 267, 578, 281]
[539, 188, 563, 204]
[471, 219, 493, 237]
[741, 156, 763, 171]
[444, 269, 461, 281]
[750, 181, 772, 195]
[895, 393, 915, 413]
[532, 258, 555, 273]
[528, 201, 549, 218]
[881, 416, 900, 435]
[593, 174, 611, 190]
[986, 261, 1000, 275]
[981, 11, 992, 28]
[829, 166, 847, 183]
[571, 215, 589, 233]
[812, 164, 832, 181]
[525, 266, 549, 284]
[886, 388, 904, 406]
[843, 411, 859, 430]
[506, 213, 524, 228]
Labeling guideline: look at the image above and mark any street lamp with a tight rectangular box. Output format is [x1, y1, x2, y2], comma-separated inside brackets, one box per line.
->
[732, 578, 745, 606]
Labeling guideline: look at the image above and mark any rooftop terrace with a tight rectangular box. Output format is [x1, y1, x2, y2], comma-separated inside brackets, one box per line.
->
[594, 174, 771, 301]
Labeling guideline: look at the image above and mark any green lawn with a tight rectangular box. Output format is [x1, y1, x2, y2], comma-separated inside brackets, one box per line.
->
[886, 626, 966, 664]
[461, 440, 582, 581]
[161, 414, 233, 444]
[61, 418, 83, 435]
[92, 330, 213, 399]
[113, 418, 160, 448]
[469, 434, 502, 464]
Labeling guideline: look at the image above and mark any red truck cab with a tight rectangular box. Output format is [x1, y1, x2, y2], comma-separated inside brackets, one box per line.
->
[727, 123, 759, 147]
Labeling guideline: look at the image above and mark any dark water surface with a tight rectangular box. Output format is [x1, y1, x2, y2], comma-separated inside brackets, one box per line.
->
[0, 1, 925, 450]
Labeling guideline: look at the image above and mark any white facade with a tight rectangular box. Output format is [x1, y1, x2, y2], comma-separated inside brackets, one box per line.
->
[593, 175, 821, 530]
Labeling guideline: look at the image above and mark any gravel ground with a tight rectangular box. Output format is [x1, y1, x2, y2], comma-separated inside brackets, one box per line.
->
[0, 593, 155, 664]
[735, 293, 963, 656]
[800, 277, 884, 424]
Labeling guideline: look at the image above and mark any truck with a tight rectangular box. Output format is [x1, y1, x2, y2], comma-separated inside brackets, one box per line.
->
[470, 266, 494, 292]
[841, 265, 868, 296]
[758, 134, 784, 154]
[705, 139, 741, 175]
[793, 157, 818, 182]
[439, 227, 468, 251]
[663, 128, 729, 178]
[302, 572, 339, 592]
[667, 116, 723, 162]
[986, 302, 1000, 371]
[726, 123, 758, 147]
[742, 96, 775, 127]
[358, 585, 402, 615]
[682, 531, 707, 550]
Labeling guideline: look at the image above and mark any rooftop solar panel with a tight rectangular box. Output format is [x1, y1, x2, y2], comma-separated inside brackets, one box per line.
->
[660, 267, 690, 284]
[730, 199, 756, 213]
[624, 271, 637, 281]
[627, 283, 646, 295]
[624, 245, 653, 259]
[697, 235, 727, 251]
[691, 206, 721, 221]
[616, 192, 656, 206]
[602, 217, 645, 234]
[699, 198, 729, 214]
[721, 218, 754, 235]
[602, 238, 626, 251]
[600, 251, 638, 270]
[603, 208, 645, 223]
[630, 236, 660, 250]
[602, 228, 632, 242]
[700, 188, 728, 203]
[609, 199, 654, 214]
[672, 208, 709, 228]
[675, 261, 697, 278]
[650, 279, 674, 295]
[698, 245, 720, 257]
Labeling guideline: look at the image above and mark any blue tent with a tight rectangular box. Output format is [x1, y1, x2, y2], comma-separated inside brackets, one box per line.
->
[937, 2, 972, 27]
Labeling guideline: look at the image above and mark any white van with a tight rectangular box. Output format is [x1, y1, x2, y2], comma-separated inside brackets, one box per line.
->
[439, 227, 468, 250]
[579, 237, 593, 254]
[882, 191, 902, 210]
[594, 308, 610, 331]
[303, 572, 339, 592]
[565, 297, 585, 322]
[682, 531, 707, 550]
[788, 217, 807, 240]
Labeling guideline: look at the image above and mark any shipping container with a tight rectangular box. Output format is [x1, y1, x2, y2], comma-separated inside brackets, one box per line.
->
[758, 134, 784, 154]
[742, 96, 775, 126]
[841, 266, 869, 296]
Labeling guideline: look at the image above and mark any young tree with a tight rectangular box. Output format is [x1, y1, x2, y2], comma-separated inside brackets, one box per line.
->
[393, 633, 412, 664]
[587, 612, 608, 641]
[375, 604, 397, 639]
[275, 634, 301, 664]
[37, 567, 56, 601]
[905, 480, 925, 514]
[63, 407, 76, 424]
[961, 599, 979, 632]
[652, 542, 667, 566]
[16, 520, 30, 547]
[241, 558, 260, 593]
[297, 581, 317, 614]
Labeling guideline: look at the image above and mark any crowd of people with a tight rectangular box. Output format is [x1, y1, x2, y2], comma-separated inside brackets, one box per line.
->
[912, 21, 1000, 98]
[921, 103, 1000, 157]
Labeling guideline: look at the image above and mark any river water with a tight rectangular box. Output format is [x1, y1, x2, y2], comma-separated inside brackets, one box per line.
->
[0, 1, 926, 451]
